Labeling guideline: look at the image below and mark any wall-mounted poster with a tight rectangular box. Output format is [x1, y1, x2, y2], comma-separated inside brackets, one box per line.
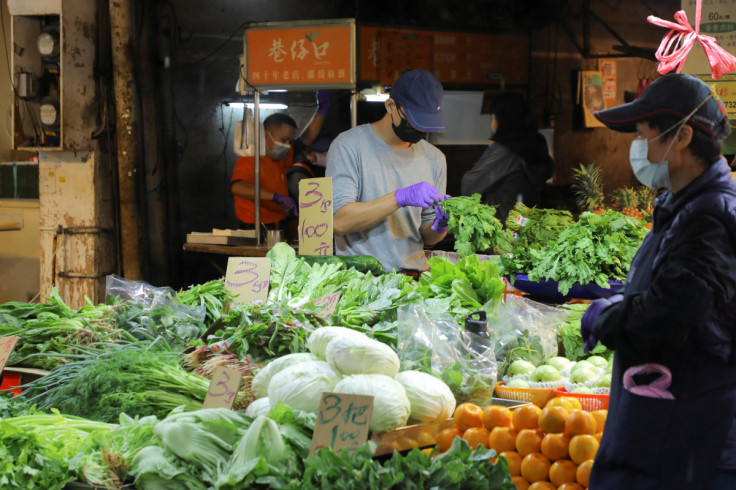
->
[581, 71, 607, 128]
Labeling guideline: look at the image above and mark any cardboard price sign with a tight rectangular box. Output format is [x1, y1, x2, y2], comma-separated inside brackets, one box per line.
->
[298, 177, 333, 256]
[0, 336, 19, 375]
[310, 392, 374, 456]
[313, 291, 341, 319]
[203, 366, 243, 409]
[225, 257, 271, 304]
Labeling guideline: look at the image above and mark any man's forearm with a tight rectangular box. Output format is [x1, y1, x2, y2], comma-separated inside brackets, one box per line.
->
[333, 193, 400, 235]
[420, 222, 447, 246]
[231, 180, 275, 201]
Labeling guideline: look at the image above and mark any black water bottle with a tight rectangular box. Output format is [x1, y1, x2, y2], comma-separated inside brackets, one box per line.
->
[465, 309, 491, 353]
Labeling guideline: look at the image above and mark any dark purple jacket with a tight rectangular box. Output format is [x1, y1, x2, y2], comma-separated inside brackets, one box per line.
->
[590, 157, 736, 489]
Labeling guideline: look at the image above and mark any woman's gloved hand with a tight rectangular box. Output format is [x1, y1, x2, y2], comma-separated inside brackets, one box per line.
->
[580, 294, 623, 352]
[272, 192, 297, 217]
[316, 90, 331, 116]
[431, 204, 449, 233]
[395, 182, 448, 208]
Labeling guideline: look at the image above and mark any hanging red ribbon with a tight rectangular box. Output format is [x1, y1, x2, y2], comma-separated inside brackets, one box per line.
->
[647, 0, 736, 80]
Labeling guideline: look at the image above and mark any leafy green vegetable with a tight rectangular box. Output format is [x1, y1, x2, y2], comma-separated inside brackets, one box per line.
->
[442, 194, 504, 257]
[296, 438, 514, 489]
[175, 279, 234, 331]
[556, 303, 613, 361]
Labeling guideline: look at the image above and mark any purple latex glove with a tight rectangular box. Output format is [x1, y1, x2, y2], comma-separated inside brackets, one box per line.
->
[316, 90, 331, 116]
[431, 204, 449, 233]
[272, 192, 297, 217]
[395, 182, 447, 208]
[580, 294, 623, 352]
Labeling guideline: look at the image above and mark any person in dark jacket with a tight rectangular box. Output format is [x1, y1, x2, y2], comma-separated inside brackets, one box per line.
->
[286, 134, 331, 205]
[581, 73, 736, 490]
[460, 92, 554, 222]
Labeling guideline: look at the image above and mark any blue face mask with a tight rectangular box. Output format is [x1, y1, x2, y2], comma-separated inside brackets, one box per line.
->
[629, 137, 673, 191]
[629, 92, 715, 191]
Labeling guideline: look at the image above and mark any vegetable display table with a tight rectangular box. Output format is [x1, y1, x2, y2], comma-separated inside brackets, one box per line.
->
[182, 242, 270, 257]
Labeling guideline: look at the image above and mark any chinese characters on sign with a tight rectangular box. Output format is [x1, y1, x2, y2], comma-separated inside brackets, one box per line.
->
[203, 366, 243, 409]
[245, 25, 353, 87]
[298, 177, 333, 256]
[310, 393, 374, 456]
[225, 257, 272, 304]
[0, 336, 19, 375]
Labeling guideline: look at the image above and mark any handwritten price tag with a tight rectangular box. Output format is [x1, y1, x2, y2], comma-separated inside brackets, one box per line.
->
[310, 392, 374, 456]
[313, 291, 341, 319]
[203, 366, 243, 409]
[225, 257, 271, 304]
[0, 336, 19, 375]
[299, 177, 333, 256]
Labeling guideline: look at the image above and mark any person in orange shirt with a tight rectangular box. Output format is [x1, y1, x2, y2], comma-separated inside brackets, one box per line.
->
[231, 91, 330, 231]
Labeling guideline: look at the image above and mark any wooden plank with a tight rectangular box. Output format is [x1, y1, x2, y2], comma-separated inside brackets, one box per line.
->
[182, 242, 270, 257]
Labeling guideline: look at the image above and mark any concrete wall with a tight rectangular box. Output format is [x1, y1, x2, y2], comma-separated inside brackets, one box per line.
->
[0, 200, 40, 302]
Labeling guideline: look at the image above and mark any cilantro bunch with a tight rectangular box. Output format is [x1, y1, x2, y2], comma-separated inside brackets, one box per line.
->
[526, 210, 648, 294]
[442, 194, 504, 257]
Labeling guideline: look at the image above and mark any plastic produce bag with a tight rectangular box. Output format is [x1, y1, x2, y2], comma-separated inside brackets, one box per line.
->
[105, 274, 205, 346]
[397, 303, 497, 406]
[488, 295, 567, 378]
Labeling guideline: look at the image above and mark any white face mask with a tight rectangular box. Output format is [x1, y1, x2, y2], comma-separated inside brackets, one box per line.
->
[629, 135, 675, 190]
[628, 93, 714, 191]
[267, 132, 291, 161]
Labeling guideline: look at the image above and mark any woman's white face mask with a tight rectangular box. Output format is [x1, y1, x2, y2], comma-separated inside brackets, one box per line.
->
[629, 93, 714, 191]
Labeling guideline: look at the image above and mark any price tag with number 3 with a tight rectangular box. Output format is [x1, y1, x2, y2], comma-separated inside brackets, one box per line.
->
[203, 366, 243, 409]
[225, 257, 271, 304]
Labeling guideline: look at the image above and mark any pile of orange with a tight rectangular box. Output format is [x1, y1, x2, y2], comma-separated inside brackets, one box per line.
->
[435, 397, 606, 490]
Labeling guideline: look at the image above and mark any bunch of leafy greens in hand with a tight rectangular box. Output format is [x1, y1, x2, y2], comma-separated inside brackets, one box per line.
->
[524, 210, 648, 294]
[442, 194, 504, 257]
[296, 438, 515, 490]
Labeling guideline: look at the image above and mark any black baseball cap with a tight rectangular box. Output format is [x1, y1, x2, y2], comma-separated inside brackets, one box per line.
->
[388, 70, 446, 133]
[594, 74, 729, 138]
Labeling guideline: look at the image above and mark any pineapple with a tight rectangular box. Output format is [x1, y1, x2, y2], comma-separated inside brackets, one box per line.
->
[635, 186, 657, 213]
[572, 163, 605, 213]
[612, 187, 643, 219]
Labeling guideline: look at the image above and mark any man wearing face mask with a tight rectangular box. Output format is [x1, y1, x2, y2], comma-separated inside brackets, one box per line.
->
[231, 90, 330, 231]
[579, 74, 736, 489]
[326, 70, 449, 273]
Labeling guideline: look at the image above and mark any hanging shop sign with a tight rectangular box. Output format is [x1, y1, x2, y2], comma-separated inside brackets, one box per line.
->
[358, 26, 529, 87]
[243, 20, 355, 90]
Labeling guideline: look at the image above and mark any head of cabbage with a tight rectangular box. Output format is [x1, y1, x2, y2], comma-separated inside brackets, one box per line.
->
[251, 352, 318, 399]
[326, 335, 400, 378]
[395, 371, 456, 425]
[333, 374, 410, 433]
[268, 361, 342, 414]
[307, 326, 369, 360]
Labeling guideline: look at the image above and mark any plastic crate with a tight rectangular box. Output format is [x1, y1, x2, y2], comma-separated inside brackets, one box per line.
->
[494, 382, 556, 408]
[554, 386, 609, 411]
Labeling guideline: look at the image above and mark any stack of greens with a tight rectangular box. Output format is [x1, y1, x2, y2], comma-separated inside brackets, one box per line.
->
[441, 194, 504, 257]
[556, 302, 613, 361]
[19, 342, 251, 423]
[0, 288, 125, 369]
[502, 210, 648, 295]
[497, 203, 574, 277]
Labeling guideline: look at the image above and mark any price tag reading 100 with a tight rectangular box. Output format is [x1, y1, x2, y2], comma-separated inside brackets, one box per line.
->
[309, 392, 374, 456]
[299, 177, 333, 256]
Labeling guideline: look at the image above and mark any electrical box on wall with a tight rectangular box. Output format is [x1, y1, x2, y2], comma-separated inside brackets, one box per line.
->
[9, 0, 99, 152]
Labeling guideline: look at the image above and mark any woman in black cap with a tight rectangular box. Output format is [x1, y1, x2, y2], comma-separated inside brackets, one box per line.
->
[581, 73, 736, 490]
[460, 92, 554, 222]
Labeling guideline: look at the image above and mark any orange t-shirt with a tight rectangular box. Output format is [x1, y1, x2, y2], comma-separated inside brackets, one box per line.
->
[231, 148, 294, 224]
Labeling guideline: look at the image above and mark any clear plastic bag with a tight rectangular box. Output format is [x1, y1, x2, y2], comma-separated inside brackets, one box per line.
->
[105, 274, 205, 346]
[488, 295, 567, 378]
[397, 303, 498, 406]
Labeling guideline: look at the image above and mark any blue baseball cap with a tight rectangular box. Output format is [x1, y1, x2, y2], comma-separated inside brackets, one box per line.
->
[594, 74, 729, 138]
[388, 70, 446, 132]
